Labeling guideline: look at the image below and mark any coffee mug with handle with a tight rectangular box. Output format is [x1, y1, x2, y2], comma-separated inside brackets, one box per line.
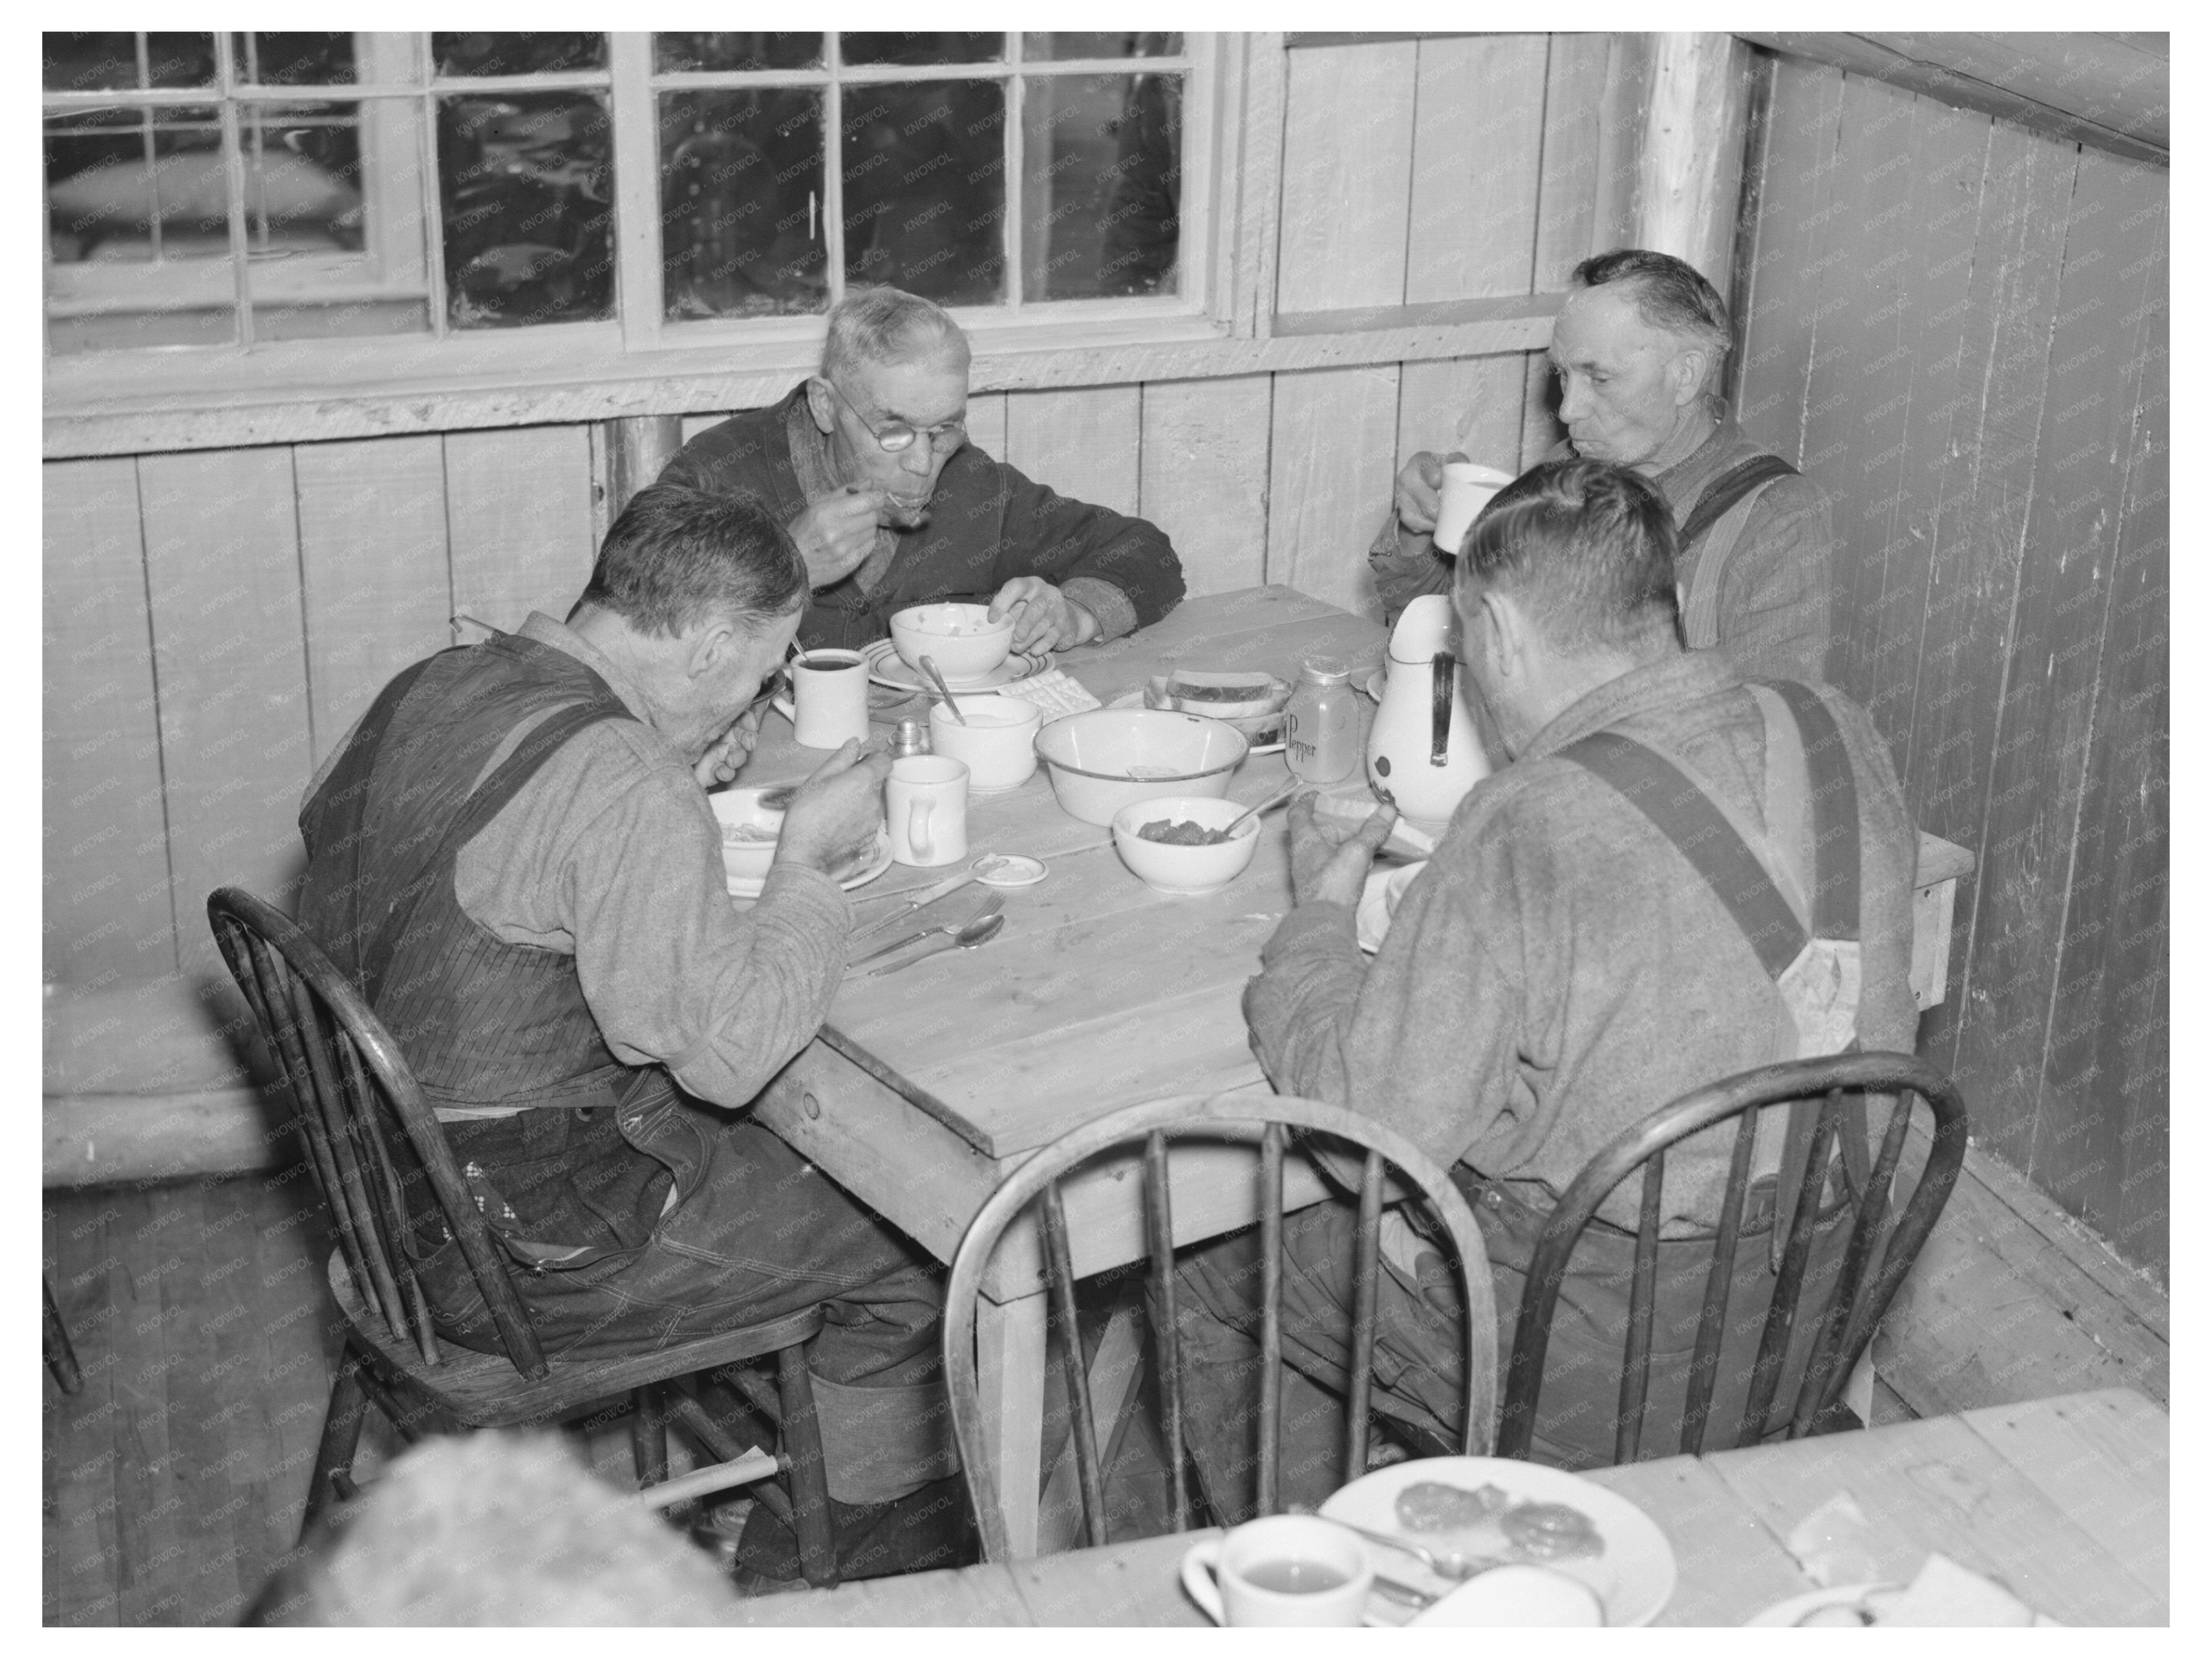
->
[772, 648, 871, 749]
[887, 754, 968, 868]
[1433, 460, 1517, 553]
[1180, 1514, 1372, 1628]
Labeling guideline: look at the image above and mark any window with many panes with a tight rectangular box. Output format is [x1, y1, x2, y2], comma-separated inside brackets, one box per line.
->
[43, 30, 1201, 358]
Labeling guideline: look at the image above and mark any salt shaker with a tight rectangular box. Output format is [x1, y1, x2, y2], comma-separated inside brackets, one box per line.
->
[890, 717, 933, 759]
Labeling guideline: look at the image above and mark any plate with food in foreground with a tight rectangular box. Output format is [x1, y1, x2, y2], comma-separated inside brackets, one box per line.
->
[1319, 1456, 1676, 1627]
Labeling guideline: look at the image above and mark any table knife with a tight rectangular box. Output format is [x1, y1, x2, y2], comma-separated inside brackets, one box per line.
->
[850, 868, 978, 939]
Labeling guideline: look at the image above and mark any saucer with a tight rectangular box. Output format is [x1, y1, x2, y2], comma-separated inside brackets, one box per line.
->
[862, 638, 1053, 695]
[725, 832, 893, 901]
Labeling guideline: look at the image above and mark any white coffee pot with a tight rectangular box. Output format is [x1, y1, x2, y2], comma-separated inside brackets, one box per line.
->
[1366, 595, 1488, 830]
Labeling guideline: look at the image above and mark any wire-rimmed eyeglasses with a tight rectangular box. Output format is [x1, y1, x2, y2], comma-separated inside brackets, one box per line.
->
[818, 376, 967, 455]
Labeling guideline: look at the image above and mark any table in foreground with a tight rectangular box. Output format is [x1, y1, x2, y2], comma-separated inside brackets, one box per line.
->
[732, 587, 1979, 1559]
[723, 1388, 2166, 1626]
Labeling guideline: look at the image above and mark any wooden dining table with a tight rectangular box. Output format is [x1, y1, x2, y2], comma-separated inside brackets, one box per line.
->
[722, 1388, 2167, 1626]
[731, 586, 1977, 1559]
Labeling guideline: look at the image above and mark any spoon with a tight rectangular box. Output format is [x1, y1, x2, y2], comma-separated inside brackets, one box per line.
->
[919, 655, 968, 724]
[1219, 777, 1303, 839]
[1287, 1508, 1508, 1581]
[850, 892, 1003, 965]
[867, 909, 1005, 976]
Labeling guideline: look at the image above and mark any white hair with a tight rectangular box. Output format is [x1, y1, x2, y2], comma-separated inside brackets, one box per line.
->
[822, 285, 968, 383]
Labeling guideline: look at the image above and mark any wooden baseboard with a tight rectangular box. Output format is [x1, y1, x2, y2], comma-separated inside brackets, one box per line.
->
[1876, 1135, 2168, 1414]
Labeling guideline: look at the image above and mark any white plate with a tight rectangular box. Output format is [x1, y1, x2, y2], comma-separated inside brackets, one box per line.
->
[725, 832, 892, 901]
[861, 638, 1053, 695]
[1320, 1456, 1677, 1628]
[1107, 687, 1285, 756]
[972, 853, 1048, 887]
[1362, 668, 1387, 702]
[1744, 1584, 1891, 1627]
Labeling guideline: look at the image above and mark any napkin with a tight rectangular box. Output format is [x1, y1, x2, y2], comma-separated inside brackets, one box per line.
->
[1871, 1553, 2039, 1626]
[991, 669, 1101, 722]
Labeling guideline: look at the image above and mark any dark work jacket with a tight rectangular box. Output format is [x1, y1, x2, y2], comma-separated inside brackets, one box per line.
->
[297, 633, 647, 1117]
[660, 385, 1187, 650]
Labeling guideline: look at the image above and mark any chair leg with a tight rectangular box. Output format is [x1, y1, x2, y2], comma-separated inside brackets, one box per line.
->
[630, 1385, 670, 1488]
[43, 1277, 83, 1397]
[299, 1346, 371, 1543]
[776, 1345, 837, 1589]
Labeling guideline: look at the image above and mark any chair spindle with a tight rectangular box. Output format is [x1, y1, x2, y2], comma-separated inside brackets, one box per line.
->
[1039, 1177, 1108, 1547]
[1616, 1149, 1665, 1464]
[1344, 1150, 1385, 1479]
[1142, 1131, 1190, 1531]
[1681, 1110, 1759, 1454]
[1736, 1089, 1841, 1446]
[1256, 1121, 1284, 1517]
[337, 1030, 442, 1366]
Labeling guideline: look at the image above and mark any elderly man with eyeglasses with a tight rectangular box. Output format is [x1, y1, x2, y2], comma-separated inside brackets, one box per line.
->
[662, 286, 1185, 655]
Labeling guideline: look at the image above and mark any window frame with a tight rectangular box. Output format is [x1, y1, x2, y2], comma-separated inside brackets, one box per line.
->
[44, 30, 1235, 436]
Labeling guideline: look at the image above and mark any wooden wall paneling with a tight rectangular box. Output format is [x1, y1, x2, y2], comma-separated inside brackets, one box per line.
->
[2025, 154, 2169, 1276]
[1137, 376, 1273, 596]
[1267, 365, 1399, 620]
[964, 391, 1008, 461]
[1905, 126, 2079, 1084]
[43, 458, 174, 984]
[1519, 32, 1621, 469]
[1272, 40, 1418, 316]
[1001, 386, 1141, 517]
[293, 436, 452, 763]
[1851, 97, 1997, 750]
[1944, 136, 2119, 1173]
[1397, 35, 1546, 487]
[1733, 56, 1848, 462]
[139, 448, 314, 967]
[1589, 33, 1658, 261]
[1808, 74, 1962, 722]
[442, 425, 598, 631]
[1404, 35, 1547, 304]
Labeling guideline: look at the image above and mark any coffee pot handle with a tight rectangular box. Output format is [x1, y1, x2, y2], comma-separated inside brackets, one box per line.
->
[1430, 651, 1454, 767]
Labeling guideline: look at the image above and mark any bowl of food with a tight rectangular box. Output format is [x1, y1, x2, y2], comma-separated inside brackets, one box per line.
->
[1110, 795, 1262, 895]
[1033, 708, 1249, 826]
[709, 785, 789, 887]
[889, 602, 1015, 681]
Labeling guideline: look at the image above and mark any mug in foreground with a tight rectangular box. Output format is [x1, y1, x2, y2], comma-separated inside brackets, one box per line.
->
[887, 754, 969, 867]
[1181, 1514, 1372, 1627]
[773, 648, 871, 749]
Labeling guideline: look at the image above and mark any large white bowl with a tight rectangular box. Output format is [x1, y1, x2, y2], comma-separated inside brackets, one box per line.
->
[889, 602, 1014, 681]
[1033, 708, 1249, 826]
[709, 786, 785, 886]
[1111, 795, 1262, 896]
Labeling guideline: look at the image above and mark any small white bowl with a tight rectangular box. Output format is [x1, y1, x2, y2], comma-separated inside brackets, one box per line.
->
[929, 695, 1043, 791]
[1033, 708, 1248, 826]
[889, 602, 1014, 681]
[1111, 796, 1262, 896]
[710, 786, 786, 885]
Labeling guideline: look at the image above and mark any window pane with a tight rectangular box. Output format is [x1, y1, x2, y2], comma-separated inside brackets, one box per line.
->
[1023, 33, 1182, 61]
[654, 34, 823, 73]
[660, 90, 826, 320]
[437, 92, 613, 328]
[432, 34, 606, 78]
[249, 98, 434, 343]
[839, 33, 1003, 68]
[843, 81, 1003, 306]
[43, 33, 146, 92]
[1022, 74, 1181, 300]
[233, 33, 358, 86]
[46, 103, 225, 263]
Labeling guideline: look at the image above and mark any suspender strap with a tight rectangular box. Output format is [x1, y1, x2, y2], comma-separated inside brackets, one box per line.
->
[1750, 679, 1859, 939]
[358, 696, 632, 1002]
[1678, 454, 1798, 549]
[1557, 730, 1807, 978]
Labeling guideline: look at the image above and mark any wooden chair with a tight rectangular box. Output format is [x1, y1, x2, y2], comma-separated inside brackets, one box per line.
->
[1498, 1052, 1968, 1464]
[207, 887, 839, 1584]
[942, 1092, 1497, 1561]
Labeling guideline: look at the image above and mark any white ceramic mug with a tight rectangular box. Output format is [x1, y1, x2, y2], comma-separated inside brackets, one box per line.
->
[1180, 1515, 1372, 1628]
[887, 755, 968, 867]
[772, 648, 871, 749]
[1433, 460, 1516, 552]
[927, 695, 1042, 792]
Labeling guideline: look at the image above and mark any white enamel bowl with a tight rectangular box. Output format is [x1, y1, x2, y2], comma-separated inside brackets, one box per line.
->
[1032, 708, 1249, 826]
[1111, 796, 1262, 896]
[889, 602, 1014, 681]
[709, 786, 785, 886]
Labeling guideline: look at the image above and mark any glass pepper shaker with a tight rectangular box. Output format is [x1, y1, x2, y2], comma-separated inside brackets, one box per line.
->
[1284, 657, 1358, 784]
[891, 717, 932, 759]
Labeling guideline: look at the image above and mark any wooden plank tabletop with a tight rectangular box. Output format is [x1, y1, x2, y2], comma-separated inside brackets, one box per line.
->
[722, 1389, 2167, 1627]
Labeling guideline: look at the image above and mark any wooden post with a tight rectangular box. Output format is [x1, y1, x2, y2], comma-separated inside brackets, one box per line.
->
[590, 413, 687, 544]
[1632, 33, 1755, 301]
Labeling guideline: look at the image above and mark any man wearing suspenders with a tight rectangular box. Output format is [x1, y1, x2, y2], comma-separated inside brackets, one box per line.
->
[1169, 461, 1915, 1495]
[1373, 249, 1835, 686]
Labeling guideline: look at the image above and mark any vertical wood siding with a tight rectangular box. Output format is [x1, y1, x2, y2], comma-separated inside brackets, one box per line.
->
[1736, 57, 2168, 1280]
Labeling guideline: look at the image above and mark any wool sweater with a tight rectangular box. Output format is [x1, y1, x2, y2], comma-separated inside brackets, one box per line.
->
[1243, 649, 1916, 1232]
[661, 385, 1186, 651]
